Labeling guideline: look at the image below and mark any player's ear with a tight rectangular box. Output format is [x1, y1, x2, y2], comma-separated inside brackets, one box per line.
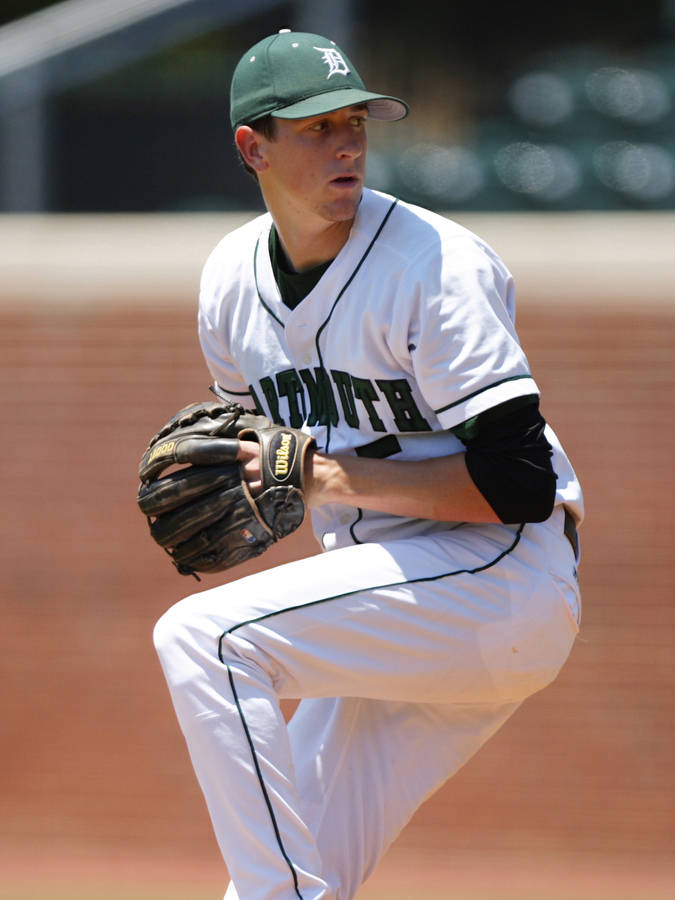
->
[235, 126, 269, 174]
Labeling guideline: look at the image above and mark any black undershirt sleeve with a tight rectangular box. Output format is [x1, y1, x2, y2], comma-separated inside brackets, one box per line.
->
[451, 395, 557, 524]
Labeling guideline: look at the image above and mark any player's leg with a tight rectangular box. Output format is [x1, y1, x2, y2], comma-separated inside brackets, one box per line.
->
[294, 695, 523, 900]
[222, 694, 521, 900]
[154, 510, 578, 900]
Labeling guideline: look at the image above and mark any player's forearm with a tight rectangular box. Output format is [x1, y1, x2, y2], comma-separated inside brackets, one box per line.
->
[306, 451, 501, 524]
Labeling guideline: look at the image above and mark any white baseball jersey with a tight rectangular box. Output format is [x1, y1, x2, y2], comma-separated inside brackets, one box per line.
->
[199, 188, 583, 548]
[155, 187, 584, 900]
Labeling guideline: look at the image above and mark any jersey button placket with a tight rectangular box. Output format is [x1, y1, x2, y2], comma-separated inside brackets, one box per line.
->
[286, 321, 314, 368]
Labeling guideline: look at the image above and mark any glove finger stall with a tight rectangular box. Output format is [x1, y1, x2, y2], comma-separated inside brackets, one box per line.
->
[149, 483, 250, 548]
[139, 434, 240, 482]
[137, 464, 240, 516]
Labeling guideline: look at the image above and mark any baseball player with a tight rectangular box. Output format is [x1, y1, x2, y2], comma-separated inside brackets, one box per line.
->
[152, 29, 583, 900]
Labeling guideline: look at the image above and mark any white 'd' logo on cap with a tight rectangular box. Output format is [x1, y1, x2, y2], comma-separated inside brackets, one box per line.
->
[314, 46, 350, 78]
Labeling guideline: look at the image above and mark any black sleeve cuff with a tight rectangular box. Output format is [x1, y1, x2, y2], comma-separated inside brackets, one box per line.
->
[455, 397, 557, 524]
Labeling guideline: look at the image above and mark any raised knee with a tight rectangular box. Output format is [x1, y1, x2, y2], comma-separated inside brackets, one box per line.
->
[152, 595, 197, 661]
[152, 587, 250, 667]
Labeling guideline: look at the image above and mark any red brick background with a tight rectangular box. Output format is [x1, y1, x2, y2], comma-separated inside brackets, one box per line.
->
[1, 214, 673, 895]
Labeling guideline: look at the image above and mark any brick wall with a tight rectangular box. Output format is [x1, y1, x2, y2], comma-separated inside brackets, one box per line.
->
[1, 215, 672, 875]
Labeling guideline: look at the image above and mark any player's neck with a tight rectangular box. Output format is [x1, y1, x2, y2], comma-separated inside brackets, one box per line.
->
[271, 218, 352, 273]
[260, 184, 355, 272]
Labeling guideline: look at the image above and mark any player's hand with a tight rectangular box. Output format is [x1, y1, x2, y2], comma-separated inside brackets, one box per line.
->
[237, 439, 263, 495]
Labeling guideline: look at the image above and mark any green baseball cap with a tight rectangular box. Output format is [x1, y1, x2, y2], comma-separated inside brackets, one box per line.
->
[230, 29, 409, 130]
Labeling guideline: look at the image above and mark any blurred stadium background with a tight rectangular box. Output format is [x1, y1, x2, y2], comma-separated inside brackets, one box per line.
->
[2, 0, 675, 214]
[1, 2, 674, 899]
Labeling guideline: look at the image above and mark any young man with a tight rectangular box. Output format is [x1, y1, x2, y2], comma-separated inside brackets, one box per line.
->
[153, 29, 583, 900]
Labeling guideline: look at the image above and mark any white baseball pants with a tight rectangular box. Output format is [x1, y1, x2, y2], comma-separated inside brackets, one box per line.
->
[153, 506, 580, 900]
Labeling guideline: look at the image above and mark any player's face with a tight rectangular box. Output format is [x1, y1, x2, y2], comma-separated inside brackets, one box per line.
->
[258, 105, 368, 226]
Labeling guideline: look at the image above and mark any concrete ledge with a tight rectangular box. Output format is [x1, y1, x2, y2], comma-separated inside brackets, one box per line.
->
[1, 211, 673, 308]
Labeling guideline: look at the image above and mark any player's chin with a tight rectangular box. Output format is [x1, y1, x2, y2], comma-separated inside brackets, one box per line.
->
[323, 181, 363, 218]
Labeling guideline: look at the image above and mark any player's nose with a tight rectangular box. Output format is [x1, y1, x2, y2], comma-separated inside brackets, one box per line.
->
[335, 127, 366, 159]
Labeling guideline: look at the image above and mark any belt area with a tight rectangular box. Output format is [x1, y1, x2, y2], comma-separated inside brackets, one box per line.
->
[563, 508, 579, 558]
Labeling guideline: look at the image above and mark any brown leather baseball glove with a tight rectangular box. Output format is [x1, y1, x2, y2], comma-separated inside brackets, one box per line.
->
[137, 400, 314, 577]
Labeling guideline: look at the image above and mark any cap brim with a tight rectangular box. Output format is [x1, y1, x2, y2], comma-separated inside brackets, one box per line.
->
[272, 88, 408, 121]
